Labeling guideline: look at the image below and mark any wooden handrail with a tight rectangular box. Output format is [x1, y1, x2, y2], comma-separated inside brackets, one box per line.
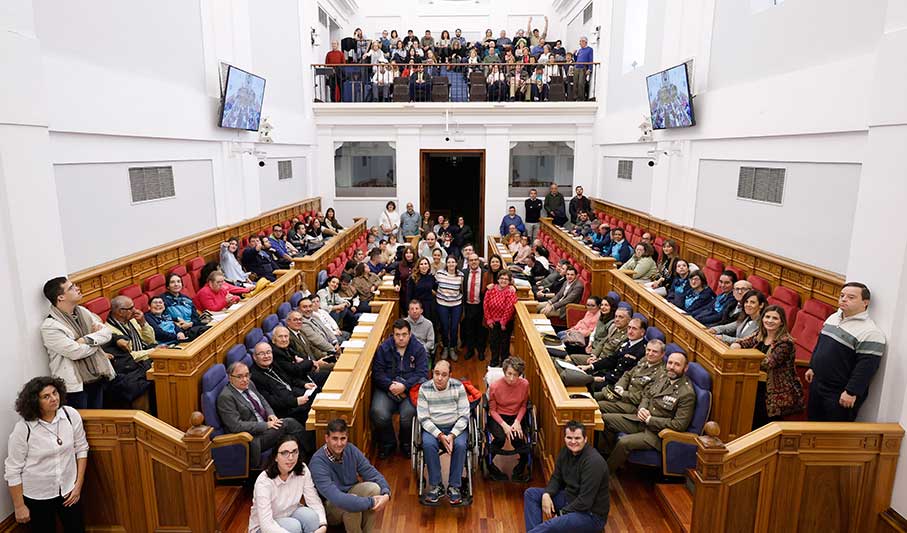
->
[79, 410, 217, 532]
[306, 300, 397, 452]
[590, 197, 845, 306]
[151, 270, 304, 429]
[691, 420, 904, 533]
[512, 302, 603, 478]
[71, 197, 321, 301]
[608, 268, 763, 441]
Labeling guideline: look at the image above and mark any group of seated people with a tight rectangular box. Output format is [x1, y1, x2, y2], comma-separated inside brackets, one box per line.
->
[323, 18, 595, 102]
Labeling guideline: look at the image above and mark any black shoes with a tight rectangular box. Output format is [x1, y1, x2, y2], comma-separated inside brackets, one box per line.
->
[511, 460, 531, 483]
[487, 462, 508, 481]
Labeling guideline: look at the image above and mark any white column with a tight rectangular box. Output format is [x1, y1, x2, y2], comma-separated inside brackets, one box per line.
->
[485, 127, 511, 250]
[396, 127, 422, 211]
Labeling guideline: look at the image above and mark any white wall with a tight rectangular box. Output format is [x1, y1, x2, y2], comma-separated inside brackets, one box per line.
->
[599, 155, 654, 213]
[259, 156, 309, 212]
[693, 159, 859, 273]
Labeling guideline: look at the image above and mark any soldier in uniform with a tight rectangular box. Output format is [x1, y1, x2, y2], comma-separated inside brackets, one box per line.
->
[560, 308, 631, 387]
[599, 351, 696, 473]
[592, 317, 648, 387]
[596, 339, 666, 414]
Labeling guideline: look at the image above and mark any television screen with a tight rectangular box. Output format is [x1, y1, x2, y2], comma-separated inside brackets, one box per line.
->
[219, 65, 266, 131]
[646, 63, 695, 129]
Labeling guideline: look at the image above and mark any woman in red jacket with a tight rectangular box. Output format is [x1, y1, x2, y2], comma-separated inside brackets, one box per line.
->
[195, 271, 240, 313]
[483, 271, 519, 367]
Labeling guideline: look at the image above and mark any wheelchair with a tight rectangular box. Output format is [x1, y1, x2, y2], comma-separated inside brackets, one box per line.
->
[411, 394, 480, 506]
[476, 369, 539, 481]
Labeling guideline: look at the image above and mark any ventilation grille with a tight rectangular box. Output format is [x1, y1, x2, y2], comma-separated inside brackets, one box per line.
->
[128, 166, 175, 203]
[278, 160, 293, 180]
[617, 160, 634, 180]
[318, 7, 328, 27]
[583, 3, 594, 24]
[737, 166, 785, 204]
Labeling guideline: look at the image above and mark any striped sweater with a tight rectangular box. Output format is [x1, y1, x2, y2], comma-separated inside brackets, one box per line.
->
[434, 270, 464, 307]
[417, 378, 470, 437]
[810, 310, 886, 398]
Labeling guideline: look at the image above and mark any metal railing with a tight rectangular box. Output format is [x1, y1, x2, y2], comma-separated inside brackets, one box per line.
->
[312, 62, 598, 103]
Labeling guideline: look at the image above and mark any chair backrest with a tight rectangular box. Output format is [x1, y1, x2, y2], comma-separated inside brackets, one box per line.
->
[316, 270, 328, 290]
[791, 299, 835, 363]
[201, 364, 228, 435]
[142, 274, 166, 301]
[617, 301, 633, 313]
[225, 344, 247, 368]
[645, 326, 666, 343]
[747, 275, 771, 297]
[725, 265, 745, 282]
[768, 286, 802, 328]
[261, 314, 280, 334]
[186, 257, 207, 294]
[168, 265, 196, 298]
[664, 343, 685, 359]
[607, 291, 620, 303]
[118, 285, 149, 313]
[684, 362, 712, 436]
[276, 302, 292, 320]
[703, 258, 725, 292]
[289, 291, 304, 309]
[244, 328, 265, 352]
[565, 304, 587, 329]
[632, 312, 647, 323]
[84, 297, 111, 322]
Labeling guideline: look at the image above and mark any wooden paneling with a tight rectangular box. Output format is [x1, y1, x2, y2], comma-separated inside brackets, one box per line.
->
[152, 271, 303, 429]
[306, 300, 397, 452]
[292, 218, 368, 292]
[78, 410, 217, 533]
[538, 218, 616, 299]
[590, 198, 845, 306]
[609, 269, 764, 441]
[690, 422, 904, 533]
[512, 302, 604, 479]
[71, 198, 321, 301]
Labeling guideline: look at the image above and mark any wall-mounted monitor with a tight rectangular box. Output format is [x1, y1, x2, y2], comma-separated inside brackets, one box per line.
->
[219, 65, 266, 131]
[646, 63, 695, 129]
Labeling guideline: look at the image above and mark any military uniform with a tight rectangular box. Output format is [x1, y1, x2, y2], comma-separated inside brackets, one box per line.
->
[560, 324, 628, 387]
[595, 359, 665, 414]
[600, 371, 696, 472]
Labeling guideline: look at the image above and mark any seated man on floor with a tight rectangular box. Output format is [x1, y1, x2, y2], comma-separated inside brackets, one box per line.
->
[538, 265, 584, 319]
[196, 270, 241, 313]
[404, 299, 435, 354]
[595, 339, 666, 413]
[249, 341, 317, 454]
[104, 295, 155, 409]
[370, 319, 429, 459]
[600, 351, 695, 473]
[216, 361, 306, 468]
[241, 234, 278, 282]
[310, 419, 391, 533]
[417, 359, 470, 507]
[523, 420, 609, 532]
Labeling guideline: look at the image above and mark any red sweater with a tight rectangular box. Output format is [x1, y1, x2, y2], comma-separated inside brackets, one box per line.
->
[488, 376, 529, 425]
[195, 285, 231, 312]
[325, 50, 345, 65]
[483, 285, 518, 327]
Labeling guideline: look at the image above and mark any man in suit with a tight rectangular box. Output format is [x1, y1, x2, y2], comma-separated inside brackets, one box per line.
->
[271, 324, 332, 387]
[409, 65, 431, 102]
[561, 311, 637, 388]
[249, 341, 317, 454]
[599, 351, 696, 472]
[596, 339, 666, 414]
[216, 361, 306, 467]
[460, 253, 488, 360]
[297, 295, 341, 359]
[592, 317, 649, 387]
[539, 265, 584, 319]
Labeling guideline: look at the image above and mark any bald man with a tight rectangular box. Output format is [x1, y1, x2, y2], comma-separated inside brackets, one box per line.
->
[103, 295, 156, 407]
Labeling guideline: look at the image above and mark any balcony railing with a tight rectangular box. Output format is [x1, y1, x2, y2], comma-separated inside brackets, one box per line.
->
[312, 62, 598, 103]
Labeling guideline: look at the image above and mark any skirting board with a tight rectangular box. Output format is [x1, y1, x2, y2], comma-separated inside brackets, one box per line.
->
[0, 513, 25, 533]
[880, 508, 907, 533]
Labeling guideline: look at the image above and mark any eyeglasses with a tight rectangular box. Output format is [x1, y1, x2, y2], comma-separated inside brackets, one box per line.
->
[733, 287, 749, 292]
[278, 449, 300, 458]
[230, 373, 250, 380]
[122, 306, 135, 312]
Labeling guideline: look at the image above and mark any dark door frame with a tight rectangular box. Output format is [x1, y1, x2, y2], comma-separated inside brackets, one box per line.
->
[419, 149, 486, 256]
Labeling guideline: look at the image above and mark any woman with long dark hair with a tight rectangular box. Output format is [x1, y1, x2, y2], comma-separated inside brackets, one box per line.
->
[394, 245, 417, 317]
[406, 257, 436, 324]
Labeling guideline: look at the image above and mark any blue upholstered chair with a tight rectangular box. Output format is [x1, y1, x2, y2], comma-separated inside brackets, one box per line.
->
[244, 328, 264, 353]
[200, 364, 262, 480]
[276, 302, 292, 320]
[261, 314, 280, 335]
[289, 291, 304, 309]
[645, 326, 666, 343]
[607, 291, 620, 303]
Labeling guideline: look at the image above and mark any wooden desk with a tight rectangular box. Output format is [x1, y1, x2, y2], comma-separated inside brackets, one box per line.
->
[512, 302, 603, 478]
[539, 218, 616, 297]
[590, 198, 845, 306]
[292, 218, 367, 293]
[306, 301, 397, 452]
[609, 269, 764, 441]
[150, 270, 303, 430]
[487, 235, 534, 300]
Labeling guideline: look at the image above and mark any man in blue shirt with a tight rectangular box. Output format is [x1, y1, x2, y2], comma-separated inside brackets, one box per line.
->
[574, 37, 594, 101]
[500, 206, 526, 236]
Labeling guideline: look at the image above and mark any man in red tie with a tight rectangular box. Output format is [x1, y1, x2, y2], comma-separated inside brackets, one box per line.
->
[460, 253, 488, 360]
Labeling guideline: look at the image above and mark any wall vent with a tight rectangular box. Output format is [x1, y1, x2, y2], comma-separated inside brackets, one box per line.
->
[278, 160, 293, 180]
[128, 166, 175, 203]
[583, 3, 594, 24]
[617, 160, 634, 180]
[737, 166, 785, 204]
[318, 7, 328, 27]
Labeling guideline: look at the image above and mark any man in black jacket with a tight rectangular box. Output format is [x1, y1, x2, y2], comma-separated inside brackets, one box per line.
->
[568, 185, 591, 225]
[271, 325, 331, 387]
[523, 420, 609, 532]
[241, 234, 278, 282]
[589, 317, 648, 388]
[524, 188, 543, 241]
[249, 341, 317, 453]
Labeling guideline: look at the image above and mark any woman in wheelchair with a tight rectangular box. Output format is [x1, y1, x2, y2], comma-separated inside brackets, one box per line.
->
[486, 357, 531, 482]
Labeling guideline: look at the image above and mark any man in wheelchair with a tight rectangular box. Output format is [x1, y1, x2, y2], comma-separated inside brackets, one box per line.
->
[416, 359, 471, 506]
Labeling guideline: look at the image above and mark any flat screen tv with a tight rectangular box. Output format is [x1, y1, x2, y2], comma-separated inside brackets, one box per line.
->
[646, 63, 695, 129]
[219, 65, 266, 131]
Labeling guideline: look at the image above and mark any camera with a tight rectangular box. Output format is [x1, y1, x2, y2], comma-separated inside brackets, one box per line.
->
[647, 159, 656, 167]
[444, 136, 450, 142]
[258, 160, 266, 167]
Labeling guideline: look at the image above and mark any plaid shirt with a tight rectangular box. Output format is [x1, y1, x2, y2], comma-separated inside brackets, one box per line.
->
[483, 285, 518, 327]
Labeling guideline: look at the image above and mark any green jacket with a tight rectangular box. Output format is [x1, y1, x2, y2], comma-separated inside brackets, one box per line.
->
[635, 373, 696, 435]
[592, 323, 627, 359]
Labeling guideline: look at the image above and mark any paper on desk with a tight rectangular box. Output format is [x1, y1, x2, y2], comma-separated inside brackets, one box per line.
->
[353, 325, 373, 333]
[555, 358, 584, 372]
[342, 339, 366, 349]
[208, 312, 228, 323]
[532, 318, 551, 325]
[536, 325, 556, 334]
[227, 303, 243, 311]
[513, 279, 530, 287]
[357, 313, 378, 322]
[316, 392, 342, 401]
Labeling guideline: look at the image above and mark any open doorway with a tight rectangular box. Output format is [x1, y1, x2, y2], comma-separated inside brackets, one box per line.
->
[420, 150, 485, 256]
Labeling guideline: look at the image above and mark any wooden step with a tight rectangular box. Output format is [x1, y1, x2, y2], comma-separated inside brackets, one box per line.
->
[215, 485, 249, 532]
[655, 482, 693, 533]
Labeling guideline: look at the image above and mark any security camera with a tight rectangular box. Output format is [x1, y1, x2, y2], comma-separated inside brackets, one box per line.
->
[258, 160, 266, 167]
[647, 159, 656, 167]
[445, 136, 450, 142]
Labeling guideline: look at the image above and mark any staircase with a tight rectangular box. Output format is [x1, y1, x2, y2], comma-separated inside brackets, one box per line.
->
[655, 474, 694, 533]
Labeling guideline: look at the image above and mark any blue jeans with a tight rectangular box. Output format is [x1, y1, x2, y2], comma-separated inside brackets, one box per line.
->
[523, 488, 607, 533]
[436, 304, 463, 348]
[370, 388, 416, 453]
[422, 425, 468, 488]
[274, 506, 321, 533]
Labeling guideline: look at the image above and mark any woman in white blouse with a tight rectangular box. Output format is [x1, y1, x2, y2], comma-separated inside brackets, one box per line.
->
[378, 201, 401, 241]
[249, 435, 326, 533]
[5, 377, 88, 532]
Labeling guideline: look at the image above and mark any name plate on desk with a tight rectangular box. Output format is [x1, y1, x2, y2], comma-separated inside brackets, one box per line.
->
[341, 339, 366, 349]
[357, 313, 379, 323]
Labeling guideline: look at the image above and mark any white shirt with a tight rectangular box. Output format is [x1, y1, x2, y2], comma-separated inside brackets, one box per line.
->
[4, 407, 89, 499]
[248, 467, 327, 533]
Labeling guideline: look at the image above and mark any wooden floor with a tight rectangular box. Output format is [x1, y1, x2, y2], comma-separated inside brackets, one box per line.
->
[218, 346, 677, 532]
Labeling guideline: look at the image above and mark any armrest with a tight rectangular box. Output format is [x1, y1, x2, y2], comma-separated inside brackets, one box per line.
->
[212, 432, 254, 448]
[273, 269, 291, 276]
[659, 429, 698, 447]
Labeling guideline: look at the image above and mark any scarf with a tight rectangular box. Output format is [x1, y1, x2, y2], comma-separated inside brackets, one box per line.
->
[47, 305, 114, 383]
[107, 316, 150, 352]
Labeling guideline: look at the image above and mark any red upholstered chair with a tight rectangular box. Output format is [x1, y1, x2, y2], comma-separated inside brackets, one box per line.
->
[767, 286, 802, 328]
[186, 257, 206, 294]
[84, 297, 111, 321]
[725, 266, 745, 283]
[791, 299, 835, 364]
[625, 223, 636, 235]
[565, 303, 587, 328]
[142, 274, 166, 301]
[580, 270, 591, 303]
[617, 220, 626, 229]
[118, 285, 149, 312]
[282, 220, 291, 231]
[703, 258, 725, 292]
[653, 236, 665, 259]
[747, 275, 771, 297]
[168, 265, 196, 298]
[629, 233, 641, 248]
[598, 213, 606, 222]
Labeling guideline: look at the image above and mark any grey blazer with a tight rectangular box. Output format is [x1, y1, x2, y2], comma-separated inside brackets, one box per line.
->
[216, 382, 274, 436]
[299, 317, 338, 357]
[550, 279, 585, 312]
